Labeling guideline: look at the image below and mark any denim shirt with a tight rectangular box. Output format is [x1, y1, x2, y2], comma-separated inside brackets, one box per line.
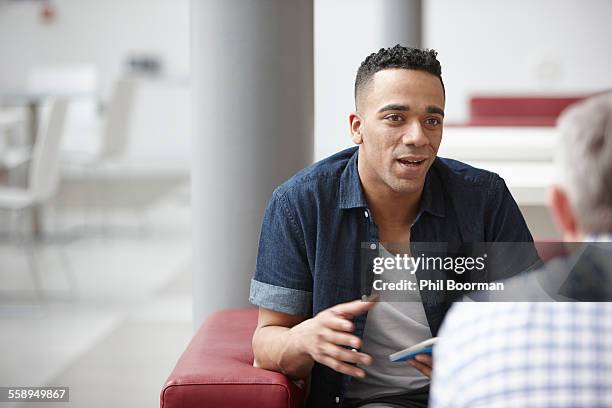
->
[249, 147, 539, 408]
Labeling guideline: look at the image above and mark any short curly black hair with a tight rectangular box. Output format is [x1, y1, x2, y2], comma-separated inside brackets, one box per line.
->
[355, 44, 444, 108]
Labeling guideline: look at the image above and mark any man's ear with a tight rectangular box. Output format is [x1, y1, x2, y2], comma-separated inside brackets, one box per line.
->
[349, 112, 363, 145]
[549, 185, 579, 238]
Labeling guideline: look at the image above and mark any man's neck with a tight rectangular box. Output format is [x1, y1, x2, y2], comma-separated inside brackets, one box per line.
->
[364, 186, 422, 229]
[358, 171, 423, 230]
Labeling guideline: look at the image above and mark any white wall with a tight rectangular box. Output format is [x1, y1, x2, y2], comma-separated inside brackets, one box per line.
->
[423, 0, 612, 122]
[0, 0, 189, 96]
[314, 0, 612, 157]
[314, 0, 421, 160]
[0, 0, 191, 165]
[124, 78, 191, 164]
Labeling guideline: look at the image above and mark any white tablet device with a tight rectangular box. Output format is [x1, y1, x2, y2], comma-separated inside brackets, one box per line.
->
[389, 337, 438, 363]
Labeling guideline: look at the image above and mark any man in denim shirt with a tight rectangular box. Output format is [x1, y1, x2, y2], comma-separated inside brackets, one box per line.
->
[249, 45, 540, 408]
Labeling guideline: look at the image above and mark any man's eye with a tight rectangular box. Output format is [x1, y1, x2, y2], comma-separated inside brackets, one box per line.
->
[424, 118, 441, 126]
[385, 114, 402, 122]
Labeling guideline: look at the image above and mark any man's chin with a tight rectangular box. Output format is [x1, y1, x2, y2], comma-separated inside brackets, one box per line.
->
[387, 178, 425, 195]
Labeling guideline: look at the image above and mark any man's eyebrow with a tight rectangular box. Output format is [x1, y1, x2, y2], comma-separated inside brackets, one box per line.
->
[377, 104, 445, 117]
[427, 106, 445, 117]
[378, 104, 409, 113]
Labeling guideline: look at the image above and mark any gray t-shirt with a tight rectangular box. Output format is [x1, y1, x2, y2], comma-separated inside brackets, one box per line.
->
[345, 245, 432, 400]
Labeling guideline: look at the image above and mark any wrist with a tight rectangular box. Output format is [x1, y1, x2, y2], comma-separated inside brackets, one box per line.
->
[277, 324, 313, 378]
[286, 324, 305, 356]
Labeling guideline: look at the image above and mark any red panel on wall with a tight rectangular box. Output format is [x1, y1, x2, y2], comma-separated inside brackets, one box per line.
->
[468, 95, 588, 127]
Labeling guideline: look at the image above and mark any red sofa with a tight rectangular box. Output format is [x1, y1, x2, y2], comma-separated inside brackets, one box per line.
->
[160, 308, 306, 408]
[160, 242, 566, 408]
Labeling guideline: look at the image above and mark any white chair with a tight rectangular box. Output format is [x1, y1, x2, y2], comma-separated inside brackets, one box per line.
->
[0, 109, 25, 134]
[0, 99, 75, 299]
[27, 65, 99, 155]
[0, 99, 68, 212]
[62, 77, 137, 164]
[59, 79, 139, 234]
[0, 109, 27, 171]
[99, 78, 137, 160]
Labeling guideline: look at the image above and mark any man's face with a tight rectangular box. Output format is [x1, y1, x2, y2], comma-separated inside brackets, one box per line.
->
[350, 69, 445, 195]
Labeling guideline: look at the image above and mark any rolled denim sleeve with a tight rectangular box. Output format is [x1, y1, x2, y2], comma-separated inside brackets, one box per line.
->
[249, 190, 313, 316]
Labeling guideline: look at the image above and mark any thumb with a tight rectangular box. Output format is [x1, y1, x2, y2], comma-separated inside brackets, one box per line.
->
[331, 295, 379, 317]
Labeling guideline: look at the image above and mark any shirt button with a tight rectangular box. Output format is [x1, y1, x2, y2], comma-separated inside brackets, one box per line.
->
[335, 396, 340, 403]
[364, 210, 369, 218]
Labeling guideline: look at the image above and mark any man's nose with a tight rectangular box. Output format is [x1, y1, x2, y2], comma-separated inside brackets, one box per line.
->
[401, 120, 428, 147]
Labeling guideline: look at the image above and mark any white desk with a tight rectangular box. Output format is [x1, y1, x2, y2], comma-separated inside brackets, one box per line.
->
[1, 91, 90, 143]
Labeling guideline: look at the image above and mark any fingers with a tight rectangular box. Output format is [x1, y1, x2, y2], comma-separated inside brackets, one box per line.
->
[317, 344, 372, 378]
[322, 343, 372, 366]
[407, 354, 433, 378]
[319, 355, 366, 378]
[408, 360, 432, 377]
[414, 354, 432, 366]
[322, 315, 355, 332]
[322, 329, 362, 349]
[306, 298, 379, 378]
[331, 298, 379, 317]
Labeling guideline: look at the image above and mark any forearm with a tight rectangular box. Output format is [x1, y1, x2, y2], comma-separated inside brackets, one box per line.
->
[252, 325, 314, 380]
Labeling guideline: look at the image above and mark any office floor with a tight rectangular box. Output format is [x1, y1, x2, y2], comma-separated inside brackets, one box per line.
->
[0, 181, 192, 408]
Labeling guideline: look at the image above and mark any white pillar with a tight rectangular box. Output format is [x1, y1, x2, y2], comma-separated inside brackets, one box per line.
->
[314, 0, 422, 160]
[191, 0, 314, 329]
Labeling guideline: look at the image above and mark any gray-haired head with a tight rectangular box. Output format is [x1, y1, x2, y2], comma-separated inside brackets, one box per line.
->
[556, 92, 612, 234]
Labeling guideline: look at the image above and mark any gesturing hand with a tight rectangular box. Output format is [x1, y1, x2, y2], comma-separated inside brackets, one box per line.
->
[289, 298, 377, 378]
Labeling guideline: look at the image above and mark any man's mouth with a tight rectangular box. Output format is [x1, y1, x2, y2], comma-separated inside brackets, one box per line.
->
[396, 157, 427, 168]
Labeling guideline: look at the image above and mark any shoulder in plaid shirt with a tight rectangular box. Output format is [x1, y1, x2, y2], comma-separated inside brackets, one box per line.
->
[430, 301, 612, 408]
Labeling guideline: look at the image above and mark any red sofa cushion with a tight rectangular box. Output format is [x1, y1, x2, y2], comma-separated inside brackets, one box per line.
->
[160, 308, 306, 408]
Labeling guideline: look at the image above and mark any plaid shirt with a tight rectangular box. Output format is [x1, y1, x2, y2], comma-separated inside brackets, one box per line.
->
[431, 302, 612, 408]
